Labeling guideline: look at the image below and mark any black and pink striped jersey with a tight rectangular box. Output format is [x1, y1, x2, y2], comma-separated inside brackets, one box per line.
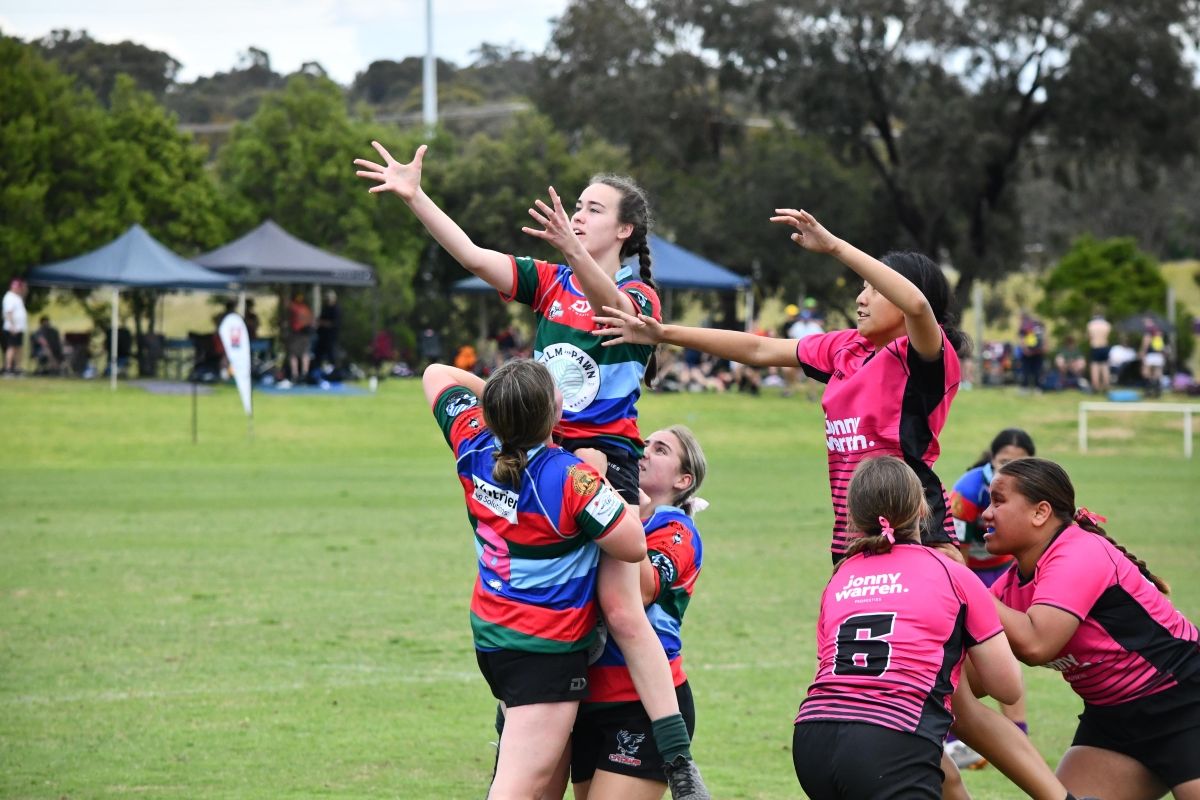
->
[796, 544, 1002, 745]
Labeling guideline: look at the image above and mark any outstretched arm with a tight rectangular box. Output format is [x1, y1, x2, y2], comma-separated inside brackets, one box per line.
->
[355, 142, 514, 295]
[593, 306, 800, 367]
[522, 187, 635, 315]
[771, 209, 943, 360]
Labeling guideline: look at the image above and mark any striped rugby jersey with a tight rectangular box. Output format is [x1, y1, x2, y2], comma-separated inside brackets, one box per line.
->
[585, 505, 703, 703]
[434, 385, 627, 654]
[500, 257, 660, 455]
[796, 544, 1003, 745]
[949, 463, 1015, 571]
[797, 328, 961, 560]
[992, 525, 1200, 706]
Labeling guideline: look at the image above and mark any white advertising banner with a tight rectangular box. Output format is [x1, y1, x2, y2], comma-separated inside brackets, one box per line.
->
[218, 313, 253, 417]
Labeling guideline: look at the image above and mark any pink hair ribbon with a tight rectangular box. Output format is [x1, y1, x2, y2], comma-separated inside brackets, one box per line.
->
[878, 516, 895, 544]
[1074, 507, 1108, 526]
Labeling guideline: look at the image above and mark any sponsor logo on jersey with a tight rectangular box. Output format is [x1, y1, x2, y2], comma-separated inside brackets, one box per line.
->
[472, 476, 519, 523]
[1044, 653, 1096, 673]
[826, 415, 875, 453]
[584, 484, 622, 525]
[548, 300, 564, 320]
[608, 730, 645, 766]
[445, 393, 479, 418]
[539, 342, 601, 412]
[570, 298, 591, 315]
[834, 571, 907, 602]
[468, 417, 481, 429]
[568, 464, 599, 496]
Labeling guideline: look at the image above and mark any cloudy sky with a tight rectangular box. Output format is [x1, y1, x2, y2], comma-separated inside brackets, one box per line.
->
[0, 0, 571, 83]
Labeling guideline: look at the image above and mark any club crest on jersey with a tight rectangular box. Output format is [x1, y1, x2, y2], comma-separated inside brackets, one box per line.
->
[570, 298, 591, 315]
[539, 342, 601, 412]
[568, 464, 599, 496]
[444, 393, 479, 418]
[472, 476, 519, 523]
[626, 288, 649, 312]
[548, 300, 564, 320]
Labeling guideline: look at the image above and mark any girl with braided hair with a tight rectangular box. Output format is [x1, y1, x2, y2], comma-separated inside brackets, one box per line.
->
[793, 456, 1025, 799]
[422, 360, 647, 799]
[984, 457, 1200, 799]
[359, 145, 708, 798]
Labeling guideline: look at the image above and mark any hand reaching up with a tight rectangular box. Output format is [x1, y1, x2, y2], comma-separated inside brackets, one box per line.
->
[769, 208, 840, 254]
[354, 141, 426, 202]
[521, 187, 582, 259]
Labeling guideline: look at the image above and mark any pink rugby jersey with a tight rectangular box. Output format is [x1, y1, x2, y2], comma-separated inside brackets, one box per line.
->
[992, 525, 1200, 706]
[796, 544, 1003, 745]
[797, 328, 960, 559]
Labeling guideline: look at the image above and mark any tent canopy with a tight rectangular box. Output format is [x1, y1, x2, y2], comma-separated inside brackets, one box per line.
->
[451, 234, 750, 293]
[195, 220, 376, 287]
[28, 224, 233, 289]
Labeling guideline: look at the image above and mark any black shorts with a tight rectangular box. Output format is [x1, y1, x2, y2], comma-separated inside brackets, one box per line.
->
[3, 331, 23, 348]
[476, 648, 590, 708]
[793, 721, 943, 800]
[560, 438, 640, 504]
[1090, 346, 1111, 363]
[571, 682, 695, 784]
[1072, 680, 1200, 787]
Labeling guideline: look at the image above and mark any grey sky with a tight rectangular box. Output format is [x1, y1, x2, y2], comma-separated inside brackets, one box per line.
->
[0, 0, 570, 84]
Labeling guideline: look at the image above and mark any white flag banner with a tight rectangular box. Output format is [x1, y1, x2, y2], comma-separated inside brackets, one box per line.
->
[218, 313, 253, 417]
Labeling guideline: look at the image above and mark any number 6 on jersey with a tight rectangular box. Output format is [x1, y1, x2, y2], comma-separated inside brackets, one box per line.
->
[833, 613, 895, 677]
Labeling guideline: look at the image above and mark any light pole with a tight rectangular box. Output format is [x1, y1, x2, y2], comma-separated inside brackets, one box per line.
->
[422, 0, 437, 135]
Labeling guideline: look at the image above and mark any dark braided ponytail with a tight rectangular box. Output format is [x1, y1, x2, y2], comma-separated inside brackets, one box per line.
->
[482, 359, 557, 489]
[590, 174, 659, 386]
[998, 458, 1170, 594]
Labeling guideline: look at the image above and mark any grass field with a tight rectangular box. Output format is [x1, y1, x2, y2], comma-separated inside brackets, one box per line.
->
[2, 378, 1198, 799]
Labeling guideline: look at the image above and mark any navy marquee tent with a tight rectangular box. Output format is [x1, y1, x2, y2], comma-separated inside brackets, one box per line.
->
[28, 224, 234, 389]
[194, 220, 376, 287]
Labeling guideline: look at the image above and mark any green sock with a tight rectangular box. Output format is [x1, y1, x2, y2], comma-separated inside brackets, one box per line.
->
[650, 713, 692, 764]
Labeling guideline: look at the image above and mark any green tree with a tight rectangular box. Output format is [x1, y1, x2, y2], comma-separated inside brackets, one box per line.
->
[35, 29, 181, 104]
[1038, 236, 1166, 339]
[0, 36, 125, 282]
[651, 0, 1200, 305]
[216, 74, 427, 357]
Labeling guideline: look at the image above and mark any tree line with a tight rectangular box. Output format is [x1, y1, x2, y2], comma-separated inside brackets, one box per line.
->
[3, 0, 1199, 359]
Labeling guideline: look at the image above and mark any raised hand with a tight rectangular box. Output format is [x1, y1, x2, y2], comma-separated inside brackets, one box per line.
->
[769, 208, 840, 254]
[521, 187, 582, 258]
[354, 141, 426, 202]
[592, 305, 666, 346]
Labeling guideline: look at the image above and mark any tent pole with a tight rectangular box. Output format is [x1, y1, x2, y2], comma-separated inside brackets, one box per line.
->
[238, 288, 246, 317]
[313, 283, 323, 322]
[111, 287, 119, 391]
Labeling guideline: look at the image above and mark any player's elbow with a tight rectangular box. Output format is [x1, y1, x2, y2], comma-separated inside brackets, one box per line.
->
[989, 664, 1023, 706]
[597, 521, 647, 565]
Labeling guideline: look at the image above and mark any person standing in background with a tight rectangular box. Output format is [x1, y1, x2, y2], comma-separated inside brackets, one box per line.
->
[1085, 310, 1112, 393]
[3, 278, 28, 375]
[286, 292, 314, 382]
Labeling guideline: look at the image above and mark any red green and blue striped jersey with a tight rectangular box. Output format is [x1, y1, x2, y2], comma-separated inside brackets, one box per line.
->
[500, 257, 661, 454]
[434, 385, 627, 654]
[585, 505, 703, 703]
